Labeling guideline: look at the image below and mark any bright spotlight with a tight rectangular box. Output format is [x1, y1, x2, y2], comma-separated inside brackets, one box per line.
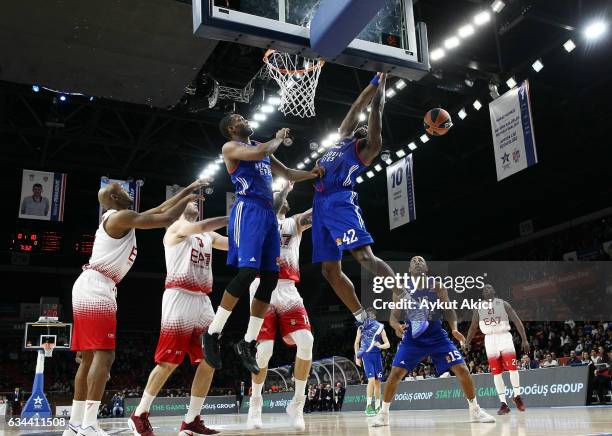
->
[532, 59, 544, 72]
[304, 158, 311, 164]
[249, 121, 260, 129]
[396, 149, 406, 158]
[408, 142, 418, 151]
[395, 80, 407, 90]
[32, 85, 40, 93]
[311, 152, 319, 159]
[444, 36, 460, 49]
[430, 48, 446, 61]
[420, 134, 430, 144]
[584, 20, 607, 40]
[563, 39, 576, 52]
[473, 100, 483, 111]
[358, 112, 367, 122]
[268, 95, 281, 105]
[386, 89, 397, 98]
[374, 164, 382, 172]
[506, 77, 517, 88]
[458, 24, 475, 38]
[59, 95, 67, 102]
[260, 105, 274, 113]
[356, 176, 364, 184]
[366, 171, 375, 179]
[253, 113, 266, 121]
[491, 0, 505, 13]
[474, 11, 491, 26]
[297, 163, 305, 169]
[328, 132, 340, 142]
[458, 109, 468, 120]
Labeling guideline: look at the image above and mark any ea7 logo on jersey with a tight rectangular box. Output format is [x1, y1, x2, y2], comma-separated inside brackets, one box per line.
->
[190, 249, 211, 268]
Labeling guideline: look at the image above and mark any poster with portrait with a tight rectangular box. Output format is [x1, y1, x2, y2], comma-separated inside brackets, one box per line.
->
[18, 169, 67, 221]
[98, 177, 141, 222]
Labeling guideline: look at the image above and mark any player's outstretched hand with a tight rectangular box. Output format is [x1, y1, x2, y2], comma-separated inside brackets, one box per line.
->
[310, 162, 325, 178]
[451, 329, 466, 347]
[521, 341, 530, 354]
[189, 178, 210, 191]
[355, 357, 362, 367]
[276, 128, 290, 140]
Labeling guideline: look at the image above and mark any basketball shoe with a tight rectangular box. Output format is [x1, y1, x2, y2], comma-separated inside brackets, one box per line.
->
[497, 402, 511, 415]
[371, 411, 389, 427]
[246, 396, 263, 430]
[469, 405, 496, 423]
[77, 425, 110, 436]
[128, 411, 155, 436]
[179, 416, 219, 435]
[513, 395, 526, 411]
[61, 423, 80, 436]
[234, 339, 260, 374]
[286, 396, 306, 431]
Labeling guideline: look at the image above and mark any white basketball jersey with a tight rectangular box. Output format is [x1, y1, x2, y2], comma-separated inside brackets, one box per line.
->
[278, 217, 301, 282]
[83, 210, 137, 284]
[165, 232, 213, 294]
[478, 298, 511, 334]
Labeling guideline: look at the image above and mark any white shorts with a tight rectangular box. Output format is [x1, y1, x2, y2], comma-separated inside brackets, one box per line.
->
[484, 332, 515, 358]
[154, 288, 214, 365]
[249, 278, 305, 315]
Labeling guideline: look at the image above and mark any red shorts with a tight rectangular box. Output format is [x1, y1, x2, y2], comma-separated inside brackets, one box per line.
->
[154, 288, 214, 365]
[485, 332, 517, 375]
[71, 270, 117, 351]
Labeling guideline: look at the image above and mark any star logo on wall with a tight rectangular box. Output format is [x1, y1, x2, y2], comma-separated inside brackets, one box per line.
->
[501, 153, 510, 164]
[34, 396, 43, 405]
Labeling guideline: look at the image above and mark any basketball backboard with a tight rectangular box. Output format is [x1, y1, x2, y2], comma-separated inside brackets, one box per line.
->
[24, 321, 72, 351]
[193, 0, 429, 81]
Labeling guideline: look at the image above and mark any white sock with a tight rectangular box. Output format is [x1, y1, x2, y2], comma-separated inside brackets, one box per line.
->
[252, 381, 264, 398]
[381, 401, 391, 413]
[509, 370, 521, 396]
[69, 400, 85, 426]
[353, 308, 366, 323]
[135, 391, 156, 416]
[81, 400, 100, 429]
[244, 316, 264, 342]
[294, 378, 307, 400]
[493, 373, 506, 403]
[208, 307, 232, 335]
[467, 397, 478, 409]
[184, 396, 205, 424]
[366, 396, 372, 407]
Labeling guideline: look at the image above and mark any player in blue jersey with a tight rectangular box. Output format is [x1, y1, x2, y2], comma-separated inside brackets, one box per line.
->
[354, 307, 389, 415]
[372, 256, 495, 427]
[203, 114, 323, 374]
[312, 73, 428, 335]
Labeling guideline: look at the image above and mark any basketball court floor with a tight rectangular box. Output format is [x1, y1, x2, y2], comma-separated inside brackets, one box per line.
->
[5, 406, 612, 435]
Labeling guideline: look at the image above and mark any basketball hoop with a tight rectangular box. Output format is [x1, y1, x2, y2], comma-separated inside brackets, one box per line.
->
[42, 342, 55, 357]
[263, 49, 325, 118]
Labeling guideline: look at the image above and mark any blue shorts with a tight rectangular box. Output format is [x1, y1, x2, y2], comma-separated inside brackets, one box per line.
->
[362, 352, 384, 380]
[392, 329, 465, 375]
[312, 191, 374, 263]
[227, 197, 280, 272]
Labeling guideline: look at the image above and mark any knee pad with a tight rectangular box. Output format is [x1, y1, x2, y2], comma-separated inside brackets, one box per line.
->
[253, 270, 278, 304]
[291, 330, 314, 361]
[256, 340, 274, 368]
[227, 267, 258, 298]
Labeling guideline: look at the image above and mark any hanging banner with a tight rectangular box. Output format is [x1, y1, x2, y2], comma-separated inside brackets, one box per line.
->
[386, 155, 416, 230]
[166, 185, 204, 220]
[489, 80, 538, 181]
[99, 177, 141, 222]
[19, 170, 67, 221]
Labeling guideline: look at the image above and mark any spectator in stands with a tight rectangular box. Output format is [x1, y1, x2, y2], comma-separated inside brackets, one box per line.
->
[582, 351, 593, 365]
[235, 381, 246, 413]
[323, 384, 333, 411]
[315, 384, 323, 411]
[591, 349, 602, 365]
[541, 353, 559, 368]
[593, 348, 611, 404]
[575, 339, 584, 354]
[111, 392, 124, 417]
[306, 385, 316, 413]
[333, 382, 345, 411]
[568, 350, 582, 366]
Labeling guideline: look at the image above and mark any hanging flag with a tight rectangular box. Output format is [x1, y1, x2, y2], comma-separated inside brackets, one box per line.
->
[166, 185, 204, 220]
[386, 154, 416, 230]
[489, 79, 538, 181]
[19, 169, 67, 221]
[99, 177, 141, 222]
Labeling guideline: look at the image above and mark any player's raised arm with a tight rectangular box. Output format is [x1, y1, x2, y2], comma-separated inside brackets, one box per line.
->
[504, 301, 530, 353]
[294, 208, 313, 233]
[170, 215, 229, 240]
[464, 310, 480, 351]
[359, 73, 387, 165]
[209, 231, 229, 251]
[222, 128, 288, 163]
[338, 73, 382, 138]
[436, 285, 465, 345]
[141, 179, 206, 216]
[273, 181, 293, 214]
[270, 155, 324, 183]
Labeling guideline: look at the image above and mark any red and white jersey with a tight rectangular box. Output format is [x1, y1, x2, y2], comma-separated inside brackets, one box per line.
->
[164, 232, 213, 294]
[478, 298, 511, 335]
[83, 210, 137, 284]
[278, 217, 301, 282]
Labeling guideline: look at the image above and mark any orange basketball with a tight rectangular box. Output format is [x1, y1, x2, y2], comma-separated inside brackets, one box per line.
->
[423, 108, 453, 136]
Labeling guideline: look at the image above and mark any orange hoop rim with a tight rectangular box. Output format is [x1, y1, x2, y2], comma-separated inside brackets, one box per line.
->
[263, 49, 325, 75]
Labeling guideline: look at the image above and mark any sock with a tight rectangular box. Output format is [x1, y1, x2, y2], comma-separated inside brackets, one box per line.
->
[184, 396, 205, 424]
[381, 401, 391, 413]
[493, 373, 506, 403]
[135, 391, 156, 416]
[81, 400, 100, 428]
[244, 316, 264, 342]
[353, 308, 366, 323]
[208, 307, 232, 335]
[509, 370, 521, 396]
[467, 397, 478, 409]
[294, 378, 307, 400]
[69, 400, 86, 426]
[252, 381, 264, 398]
[378, 396, 383, 408]
[366, 396, 372, 408]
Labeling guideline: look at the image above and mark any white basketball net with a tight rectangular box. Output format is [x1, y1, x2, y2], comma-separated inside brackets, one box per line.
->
[264, 50, 325, 118]
[42, 342, 55, 357]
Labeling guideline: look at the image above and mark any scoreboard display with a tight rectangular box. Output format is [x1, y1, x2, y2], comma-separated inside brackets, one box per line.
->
[10, 229, 93, 255]
[10, 230, 40, 252]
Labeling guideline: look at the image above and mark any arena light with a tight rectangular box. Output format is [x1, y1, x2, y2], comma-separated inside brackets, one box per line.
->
[474, 11, 491, 26]
[506, 77, 518, 88]
[304, 157, 312, 164]
[584, 20, 607, 40]
[59, 94, 67, 102]
[249, 120, 260, 129]
[444, 36, 460, 50]
[384, 158, 393, 165]
[366, 171, 375, 179]
[395, 79, 407, 90]
[458, 108, 468, 120]
[317, 147, 325, 154]
[473, 99, 483, 111]
[374, 164, 382, 172]
[359, 112, 367, 122]
[268, 95, 281, 105]
[311, 152, 319, 159]
[430, 48, 446, 61]
[532, 59, 544, 72]
[563, 39, 576, 52]
[322, 139, 333, 148]
[458, 24, 475, 38]
[386, 88, 397, 98]
[297, 162, 305, 169]
[367, 106, 372, 112]
[253, 113, 266, 121]
[491, 0, 505, 13]
[420, 134, 430, 144]
[408, 142, 418, 151]
[356, 176, 364, 184]
[32, 85, 40, 93]
[260, 104, 274, 113]
[328, 132, 341, 142]
[396, 149, 406, 158]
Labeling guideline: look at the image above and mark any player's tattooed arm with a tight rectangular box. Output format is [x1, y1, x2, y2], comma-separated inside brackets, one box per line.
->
[295, 208, 313, 233]
[270, 155, 324, 182]
[505, 301, 530, 353]
[141, 179, 207, 216]
[273, 180, 293, 214]
[359, 73, 387, 165]
[463, 310, 479, 352]
[338, 73, 383, 137]
[436, 285, 466, 345]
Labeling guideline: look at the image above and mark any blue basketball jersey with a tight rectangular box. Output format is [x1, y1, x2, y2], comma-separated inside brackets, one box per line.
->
[314, 137, 368, 194]
[361, 326, 383, 355]
[229, 141, 273, 204]
[405, 281, 446, 340]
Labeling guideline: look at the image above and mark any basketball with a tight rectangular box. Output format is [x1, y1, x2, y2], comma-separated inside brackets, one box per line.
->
[423, 108, 453, 136]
